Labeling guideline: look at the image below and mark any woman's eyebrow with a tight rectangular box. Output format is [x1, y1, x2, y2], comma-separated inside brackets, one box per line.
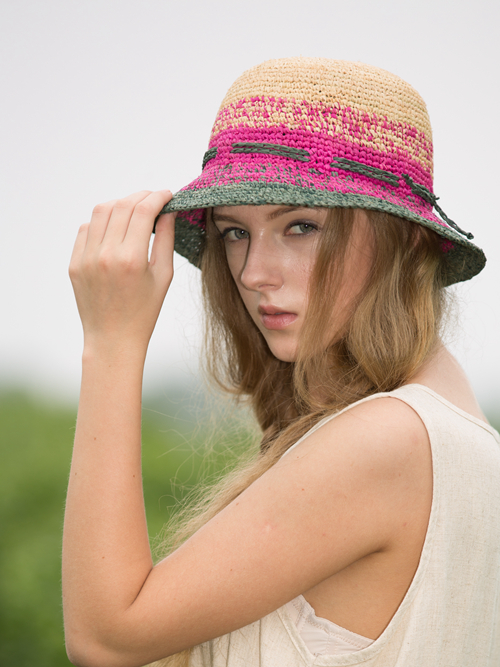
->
[212, 212, 239, 224]
[212, 207, 311, 224]
[266, 206, 309, 220]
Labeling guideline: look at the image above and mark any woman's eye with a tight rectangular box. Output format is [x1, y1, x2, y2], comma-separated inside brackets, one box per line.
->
[222, 228, 249, 241]
[288, 222, 317, 235]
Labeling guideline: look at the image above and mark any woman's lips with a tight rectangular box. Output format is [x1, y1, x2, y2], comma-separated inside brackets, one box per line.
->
[259, 309, 297, 330]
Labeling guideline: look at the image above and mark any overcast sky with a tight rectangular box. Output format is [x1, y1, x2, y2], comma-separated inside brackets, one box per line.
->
[1, 0, 499, 414]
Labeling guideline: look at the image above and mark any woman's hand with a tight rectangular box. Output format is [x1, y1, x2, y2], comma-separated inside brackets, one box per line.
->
[69, 189, 175, 356]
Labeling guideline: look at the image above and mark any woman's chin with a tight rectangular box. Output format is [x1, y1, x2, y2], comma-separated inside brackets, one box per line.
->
[267, 343, 298, 363]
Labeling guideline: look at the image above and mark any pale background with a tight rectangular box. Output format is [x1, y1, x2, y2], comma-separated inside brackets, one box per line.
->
[1, 0, 499, 415]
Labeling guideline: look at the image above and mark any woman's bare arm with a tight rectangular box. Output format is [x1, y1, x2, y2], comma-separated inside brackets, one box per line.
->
[63, 190, 176, 664]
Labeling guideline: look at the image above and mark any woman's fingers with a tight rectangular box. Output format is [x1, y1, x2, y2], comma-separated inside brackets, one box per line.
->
[85, 190, 158, 250]
[70, 222, 90, 262]
[122, 190, 173, 250]
[102, 190, 154, 245]
[85, 190, 173, 254]
[85, 200, 117, 249]
[150, 212, 176, 281]
[69, 223, 90, 282]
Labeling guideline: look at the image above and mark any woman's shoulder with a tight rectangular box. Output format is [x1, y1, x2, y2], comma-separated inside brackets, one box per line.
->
[281, 392, 431, 498]
[306, 389, 429, 450]
[330, 392, 430, 463]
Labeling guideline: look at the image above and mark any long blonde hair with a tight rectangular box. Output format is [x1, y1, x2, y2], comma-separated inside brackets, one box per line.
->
[149, 207, 446, 667]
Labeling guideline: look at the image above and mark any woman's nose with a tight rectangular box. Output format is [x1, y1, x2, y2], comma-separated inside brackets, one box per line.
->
[239, 240, 283, 292]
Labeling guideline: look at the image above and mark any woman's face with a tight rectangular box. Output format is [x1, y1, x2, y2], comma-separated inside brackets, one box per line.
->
[212, 205, 373, 362]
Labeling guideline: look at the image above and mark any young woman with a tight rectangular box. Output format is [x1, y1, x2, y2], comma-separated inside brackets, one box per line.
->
[63, 58, 500, 667]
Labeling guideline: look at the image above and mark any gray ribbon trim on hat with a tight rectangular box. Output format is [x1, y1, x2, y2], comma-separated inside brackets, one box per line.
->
[330, 157, 400, 187]
[231, 142, 310, 162]
[331, 158, 473, 240]
[202, 147, 218, 169]
[202, 143, 310, 169]
[401, 174, 473, 240]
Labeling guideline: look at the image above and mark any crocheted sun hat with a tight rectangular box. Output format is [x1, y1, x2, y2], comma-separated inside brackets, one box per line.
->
[159, 57, 485, 286]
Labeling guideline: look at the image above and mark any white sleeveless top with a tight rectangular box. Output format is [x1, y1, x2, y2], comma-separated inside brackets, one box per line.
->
[189, 385, 500, 666]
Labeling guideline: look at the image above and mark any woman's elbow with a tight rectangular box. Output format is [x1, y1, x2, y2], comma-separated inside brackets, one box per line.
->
[64, 626, 168, 667]
[65, 632, 130, 667]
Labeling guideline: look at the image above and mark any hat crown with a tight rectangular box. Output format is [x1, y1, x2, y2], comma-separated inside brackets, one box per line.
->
[209, 57, 434, 190]
[216, 57, 432, 146]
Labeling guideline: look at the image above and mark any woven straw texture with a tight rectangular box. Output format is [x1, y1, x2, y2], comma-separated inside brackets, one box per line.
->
[159, 57, 485, 285]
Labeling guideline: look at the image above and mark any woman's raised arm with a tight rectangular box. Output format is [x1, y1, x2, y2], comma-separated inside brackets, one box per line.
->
[63, 189, 176, 664]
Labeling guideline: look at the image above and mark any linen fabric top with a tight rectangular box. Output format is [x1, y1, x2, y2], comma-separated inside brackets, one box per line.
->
[189, 384, 500, 667]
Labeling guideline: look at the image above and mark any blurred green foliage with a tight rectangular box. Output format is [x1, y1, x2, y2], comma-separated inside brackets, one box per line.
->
[0, 389, 253, 666]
